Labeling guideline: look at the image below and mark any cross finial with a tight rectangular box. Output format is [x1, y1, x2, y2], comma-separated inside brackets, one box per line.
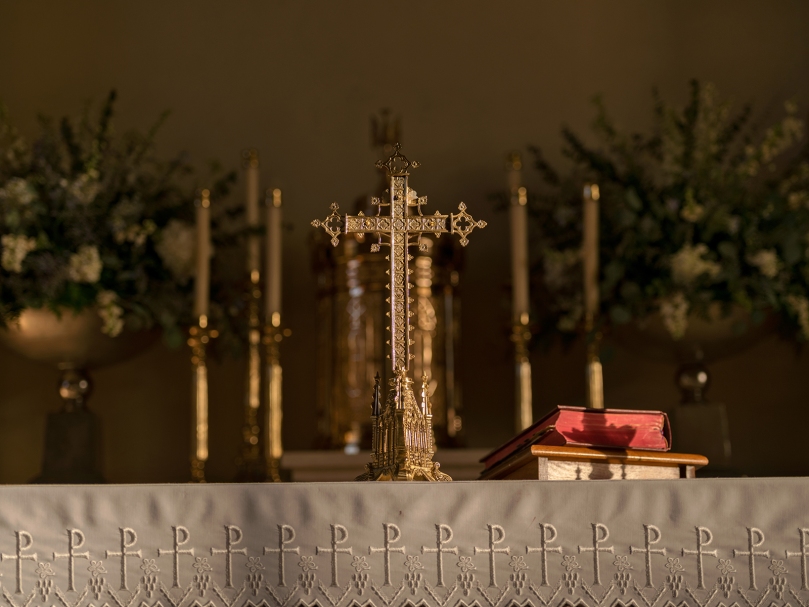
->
[375, 143, 420, 176]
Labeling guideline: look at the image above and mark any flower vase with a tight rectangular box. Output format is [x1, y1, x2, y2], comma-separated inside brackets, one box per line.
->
[611, 305, 773, 472]
[0, 308, 158, 482]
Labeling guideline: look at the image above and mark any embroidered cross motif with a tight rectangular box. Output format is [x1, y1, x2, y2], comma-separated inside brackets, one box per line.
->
[630, 524, 666, 588]
[577, 523, 614, 586]
[157, 525, 195, 588]
[681, 526, 718, 590]
[421, 524, 458, 587]
[474, 524, 510, 588]
[316, 524, 353, 587]
[369, 523, 406, 586]
[53, 528, 90, 592]
[526, 523, 562, 587]
[264, 524, 300, 587]
[210, 525, 248, 589]
[733, 527, 770, 590]
[786, 527, 809, 590]
[1, 530, 37, 594]
[105, 527, 142, 591]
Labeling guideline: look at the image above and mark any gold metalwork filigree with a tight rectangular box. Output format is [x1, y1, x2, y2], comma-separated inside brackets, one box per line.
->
[312, 144, 485, 481]
[311, 203, 344, 247]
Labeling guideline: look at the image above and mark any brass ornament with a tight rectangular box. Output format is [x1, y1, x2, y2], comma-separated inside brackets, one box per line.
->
[188, 316, 218, 482]
[235, 273, 264, 480]
[262, 321, 286, 483]
[312, 144, 486, 481]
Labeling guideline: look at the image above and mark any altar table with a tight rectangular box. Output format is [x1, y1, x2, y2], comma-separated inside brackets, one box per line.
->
[0, 479, 805, 607]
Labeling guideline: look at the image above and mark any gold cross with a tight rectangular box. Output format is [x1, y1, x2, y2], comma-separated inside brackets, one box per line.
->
[313, 144, 486, 373]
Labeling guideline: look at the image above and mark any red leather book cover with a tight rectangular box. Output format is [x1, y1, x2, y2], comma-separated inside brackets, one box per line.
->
[481, 406, 671, 471]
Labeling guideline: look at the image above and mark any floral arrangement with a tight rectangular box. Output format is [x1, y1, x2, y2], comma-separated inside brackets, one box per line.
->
[514, 80, 809, 345]
[0, 91, 235, 347]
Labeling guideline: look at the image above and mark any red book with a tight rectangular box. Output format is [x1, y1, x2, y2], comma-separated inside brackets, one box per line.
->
[480, 406, 671, 471]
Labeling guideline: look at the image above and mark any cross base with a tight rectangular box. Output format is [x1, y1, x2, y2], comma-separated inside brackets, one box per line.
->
[355, 373, 451, 482]
[356, 461, 451, 482]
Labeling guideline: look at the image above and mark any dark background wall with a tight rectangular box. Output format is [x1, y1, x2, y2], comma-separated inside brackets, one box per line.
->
[1, 1, 808, 482]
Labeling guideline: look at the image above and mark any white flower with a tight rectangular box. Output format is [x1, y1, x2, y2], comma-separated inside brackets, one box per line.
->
[746, 249, 780, 278]
[739, 103, 804, 176]
[788, 191, 809, 210]
[68, 245, 102, 283]
[96, 290, 124, 337]
[109, 198, 155, 246]
[0, 177, 37, 205]
[114, 221, 156, 247]
[727, 216, 741, 235]
[407, 188, 418, 202]
[680, 203, 705, 223]
[786, 295, 809, 340]
[660, 292, 690, 340]
[670, 243, 721, 285]
[63, 169, 101, 205]
[155, 219, 196, 281]
[1, 234, 37, 272]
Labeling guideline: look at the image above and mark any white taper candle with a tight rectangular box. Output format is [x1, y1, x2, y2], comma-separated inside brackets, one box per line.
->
[583, 183, 601, 319]
[266, 188, 283, 325]
[509, 154, 530, 325]
[246, 150, 260, 276]
[194, 189, 211, 319]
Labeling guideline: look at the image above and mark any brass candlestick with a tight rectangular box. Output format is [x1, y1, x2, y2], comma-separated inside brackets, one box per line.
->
[263, 319, 285, 482]
[235, 272, 265, 480]
[584, 312, 604, 410]
[512, 321, 533, 427]
[188, 316, 218, 482]
[312, 144, 486, 481]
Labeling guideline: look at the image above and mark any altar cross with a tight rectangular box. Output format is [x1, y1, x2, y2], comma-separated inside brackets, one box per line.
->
[313, 144, 486, 374]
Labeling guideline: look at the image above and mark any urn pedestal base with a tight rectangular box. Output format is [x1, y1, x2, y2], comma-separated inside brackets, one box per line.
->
[34, 408, 104, 484]
[671, 402, 732, 474]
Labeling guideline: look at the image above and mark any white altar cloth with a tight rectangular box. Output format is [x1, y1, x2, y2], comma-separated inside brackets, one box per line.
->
[0, 479, 806, 607]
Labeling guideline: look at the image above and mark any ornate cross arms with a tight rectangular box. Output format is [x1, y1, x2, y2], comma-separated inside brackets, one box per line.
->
[452, 202, 487, 247]
[311, 202, 344, 247]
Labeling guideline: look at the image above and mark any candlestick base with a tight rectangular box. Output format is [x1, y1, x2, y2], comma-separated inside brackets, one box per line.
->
[266, 458, 282, 483]
[190, 458, 206, 483]
[189, 322, 217, 483]
[511, 322, 534, 432]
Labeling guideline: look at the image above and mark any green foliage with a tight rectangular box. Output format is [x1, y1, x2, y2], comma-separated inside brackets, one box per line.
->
[0, 92, 237, 343]
[520, 80, 809, 344]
